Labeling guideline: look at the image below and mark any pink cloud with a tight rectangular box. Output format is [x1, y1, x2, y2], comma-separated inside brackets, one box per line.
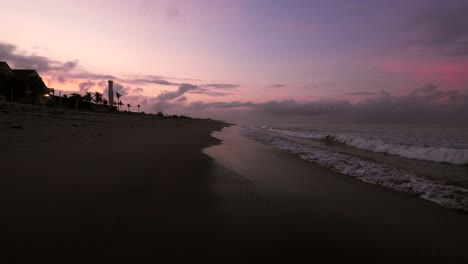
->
[377, 59, 468, 91]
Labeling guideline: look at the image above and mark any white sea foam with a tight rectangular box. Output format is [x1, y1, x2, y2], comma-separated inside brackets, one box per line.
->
[267, 128, 468, 165]
[244, 127, 468, 212]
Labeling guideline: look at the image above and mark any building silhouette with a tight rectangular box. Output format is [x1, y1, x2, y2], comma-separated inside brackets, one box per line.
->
[0, 61, 52, 104]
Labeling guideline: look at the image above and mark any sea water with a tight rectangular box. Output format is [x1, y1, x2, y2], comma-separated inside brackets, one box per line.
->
[242, 121, 468, 211]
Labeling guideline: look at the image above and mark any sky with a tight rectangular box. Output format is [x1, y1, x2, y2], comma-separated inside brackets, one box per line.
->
[1, 0, 468, 122]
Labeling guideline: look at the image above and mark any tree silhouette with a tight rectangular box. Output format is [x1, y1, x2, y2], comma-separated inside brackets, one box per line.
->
[69, 93, 82, 100]
[137, 104, 140, 113]
[69, 93, 81, 109]
[93, 92, 103, 104]
[115, 92, 122, 111]
[127, 103, 131, 112]
[119, 101, 124, 110]
[83, 92, 92, 102]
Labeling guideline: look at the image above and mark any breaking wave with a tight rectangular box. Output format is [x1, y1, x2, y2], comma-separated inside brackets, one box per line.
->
[267, 128, 468, 165]
[244, 126, 468, 212]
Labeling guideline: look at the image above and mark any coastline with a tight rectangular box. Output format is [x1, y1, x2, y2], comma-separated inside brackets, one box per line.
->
[1, 101, 467, 262]
[0, 102, 228, 262]
[205, 125, 468, 263]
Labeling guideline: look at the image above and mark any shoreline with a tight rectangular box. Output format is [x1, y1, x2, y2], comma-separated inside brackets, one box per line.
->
[242, 124, 468, 212]
[205, 125, 468, 262]
[0, 102, 229, 262]
[2, 101, 467, 262]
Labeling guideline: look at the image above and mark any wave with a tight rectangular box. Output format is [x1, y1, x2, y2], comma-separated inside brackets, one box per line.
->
[244, 127, 468, 212]
[267, 128, 468, 165]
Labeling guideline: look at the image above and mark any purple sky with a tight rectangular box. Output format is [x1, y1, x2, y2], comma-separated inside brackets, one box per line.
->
[1, 0, 467, 121]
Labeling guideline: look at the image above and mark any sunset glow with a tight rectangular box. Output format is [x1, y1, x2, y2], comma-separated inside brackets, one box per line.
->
[1, 0, 467, 119]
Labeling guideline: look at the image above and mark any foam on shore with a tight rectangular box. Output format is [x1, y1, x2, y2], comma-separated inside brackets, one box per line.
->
[266, 127, 468, 165]
[244, 126, 468, 211]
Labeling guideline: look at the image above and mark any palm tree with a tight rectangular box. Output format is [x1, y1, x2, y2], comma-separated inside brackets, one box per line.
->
[83, 92, 92, 102]
[115, 92, 122, 111]
[119, 101, 124, 111]
[127, 103, 131, 112]
[137, 104, 140, 113]
[93, 92, 103, 104]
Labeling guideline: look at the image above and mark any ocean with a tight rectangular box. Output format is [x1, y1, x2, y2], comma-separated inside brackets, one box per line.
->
[204, 121, 468, 262]
[239, 121, 468, 212]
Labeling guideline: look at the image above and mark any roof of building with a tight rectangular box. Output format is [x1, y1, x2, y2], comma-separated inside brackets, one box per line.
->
[12, 69, 47, 90]
[1, 62, 48, 91]
[0, 61, 11, 68]
[0, 61, 15, 77]
[11, 69, 40, 78]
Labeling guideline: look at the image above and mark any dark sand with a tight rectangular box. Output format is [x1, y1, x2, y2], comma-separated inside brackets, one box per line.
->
[1, 102, 467, 263]
[0, 102, 226, 262]
[205, 126, 468, 263]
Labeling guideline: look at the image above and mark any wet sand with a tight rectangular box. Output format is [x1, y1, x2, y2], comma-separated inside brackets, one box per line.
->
[1, 102, 467, 263]
[205, 126, 468, 263]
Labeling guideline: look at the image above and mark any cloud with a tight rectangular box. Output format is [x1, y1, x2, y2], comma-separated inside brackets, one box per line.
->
[113, 83, 131, 96]
[0, 42, 79, 73]
[187, 101, 254, 110]
[254, 99, 353, 115]
[174, 96, 187, 102]
[125, 76, 178, 86]
[266, 84, 286, 88]
[61, 61, 78, 72]
[147, 83, 241, 111]
[186, 99, 351, 115]
[52, 75, 67, 83]
[182, 84, 468, 122]
[346, 91, 376, 96]
[131, 87, 144, 94]
[50, 72, 115, 84]
[203, 83, 239, 89]
[0, 41, 125, 85]
[181, 83, 239, 97]
[350, 85, 468, 121]
[157, 83, 198, 101]
[205, 91, 233, 96]
[176, 77, 202, 82]
[411, 83, 443, 99]
[68, 72, 116, 80]
[189, 90, 233, 97]
[149, 83, 199, 111]
[99, 81, 131, 97]
[78, 81, 95, 93]
[1, 41, 188, 86]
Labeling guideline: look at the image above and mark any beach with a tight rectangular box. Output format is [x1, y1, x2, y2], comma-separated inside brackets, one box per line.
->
[0, 102, 227, 262]
[206, 126, 468, 262]
[1, 102, 467, 263]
